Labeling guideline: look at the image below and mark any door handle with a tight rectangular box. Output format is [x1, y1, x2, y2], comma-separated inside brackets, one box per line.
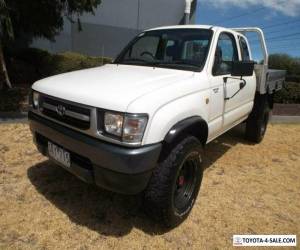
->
[225, 79, 247, 100]
[240, 81, 246, 89]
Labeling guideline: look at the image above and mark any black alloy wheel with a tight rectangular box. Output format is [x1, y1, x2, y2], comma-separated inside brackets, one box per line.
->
[173, 152, 200, 215]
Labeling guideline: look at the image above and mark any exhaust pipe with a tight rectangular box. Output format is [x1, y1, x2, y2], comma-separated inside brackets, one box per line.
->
[184, 0, 194, 24]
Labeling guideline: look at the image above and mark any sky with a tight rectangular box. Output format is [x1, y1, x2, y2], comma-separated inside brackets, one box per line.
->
[195, 0, 300, 61]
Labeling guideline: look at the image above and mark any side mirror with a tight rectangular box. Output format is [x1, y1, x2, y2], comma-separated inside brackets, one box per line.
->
[231, 61, 255, 77]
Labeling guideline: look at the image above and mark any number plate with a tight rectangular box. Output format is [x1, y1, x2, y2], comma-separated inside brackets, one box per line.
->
[48, 141, 71, 168]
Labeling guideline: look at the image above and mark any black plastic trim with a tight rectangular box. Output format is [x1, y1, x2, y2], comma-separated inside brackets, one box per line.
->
[164, 116, 208, 145]
[28, 111, 162, 194]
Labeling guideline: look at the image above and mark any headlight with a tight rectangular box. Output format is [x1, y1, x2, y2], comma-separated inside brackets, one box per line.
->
[32, 91, 40, 109]
[103, 112, 148, 144]
[104, 112, 123, 136]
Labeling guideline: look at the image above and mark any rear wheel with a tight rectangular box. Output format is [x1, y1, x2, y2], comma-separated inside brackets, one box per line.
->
[245, 94, 270, 143]
[144, 136, 203, 227]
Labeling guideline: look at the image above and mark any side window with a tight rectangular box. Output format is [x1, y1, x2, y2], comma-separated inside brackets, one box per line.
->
[239, 37, 250, 61]
[213, 32, 238, 76]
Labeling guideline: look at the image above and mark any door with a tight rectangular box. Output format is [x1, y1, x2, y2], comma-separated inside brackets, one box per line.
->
[210, 32, 255, 130]
[222, 36, 256, 127]
[208, 32, 240, 135]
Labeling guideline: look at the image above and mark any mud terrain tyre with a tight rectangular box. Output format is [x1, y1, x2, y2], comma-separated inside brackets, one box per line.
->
[245, 94, 270, 143]
[144, 136, 204, 228]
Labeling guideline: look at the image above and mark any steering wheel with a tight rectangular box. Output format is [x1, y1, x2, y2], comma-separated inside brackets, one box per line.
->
[140, 51, 155, 60]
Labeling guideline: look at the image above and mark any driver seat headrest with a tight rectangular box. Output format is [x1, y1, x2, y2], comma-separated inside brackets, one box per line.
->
[166, 45, 177, 58]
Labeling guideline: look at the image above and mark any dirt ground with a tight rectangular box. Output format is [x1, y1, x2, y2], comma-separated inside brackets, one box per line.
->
[0, 123, 299, 250]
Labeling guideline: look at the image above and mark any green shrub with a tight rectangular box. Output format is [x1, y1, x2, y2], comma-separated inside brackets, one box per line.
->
[0, 87, 29, 112]
[269, 54, 300, 76]
[274, 82, 300, 104]
[269, 54, 300, 103]
[49, 51, 112, 76]
[286, 75, 300, 83]
[7, 48, 112, 85]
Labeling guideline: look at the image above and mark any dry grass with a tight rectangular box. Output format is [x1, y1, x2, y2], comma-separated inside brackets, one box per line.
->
[0, 123, 299, 250]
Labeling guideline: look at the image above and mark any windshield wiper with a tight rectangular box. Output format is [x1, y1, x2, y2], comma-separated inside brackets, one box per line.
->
[120, 58, 149, 64]
[119, 58, 164, 67]
[152, 61, 200, 70]
[117, 59, 200, 70]
[166, 60, 200, 68]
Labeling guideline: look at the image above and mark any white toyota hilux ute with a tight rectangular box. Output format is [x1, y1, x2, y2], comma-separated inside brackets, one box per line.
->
[29, 25, 285, 227]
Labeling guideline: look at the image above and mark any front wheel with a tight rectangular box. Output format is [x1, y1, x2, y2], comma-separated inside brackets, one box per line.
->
[144, 136, 204, 228]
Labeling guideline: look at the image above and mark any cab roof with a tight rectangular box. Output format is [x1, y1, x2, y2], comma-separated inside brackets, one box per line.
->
[146, 25, 247, 37]
[147, 25, 214, 31]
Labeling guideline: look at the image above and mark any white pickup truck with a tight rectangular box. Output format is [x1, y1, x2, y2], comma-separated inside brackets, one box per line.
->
[29, 25, 285, 227]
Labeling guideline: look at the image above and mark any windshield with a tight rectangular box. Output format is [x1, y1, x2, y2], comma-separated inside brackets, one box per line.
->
[114, 29, 213, 72]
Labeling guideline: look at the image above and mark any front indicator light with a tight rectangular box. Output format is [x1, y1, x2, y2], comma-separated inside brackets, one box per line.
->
[123, 115, 148, 143]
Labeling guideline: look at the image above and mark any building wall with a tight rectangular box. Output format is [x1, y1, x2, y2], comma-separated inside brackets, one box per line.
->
[32, 0, 197, 58]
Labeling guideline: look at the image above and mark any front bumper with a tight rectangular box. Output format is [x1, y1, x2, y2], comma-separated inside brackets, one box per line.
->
[28, 111, 162, 194]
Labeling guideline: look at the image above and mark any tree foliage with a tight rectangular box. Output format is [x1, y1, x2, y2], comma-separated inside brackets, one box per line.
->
[0, 0, 13, 41]
[6, 0, 101, 46]
[269, 54, 300, 104]
[0, 0, 101, 89]
[269, 53, 300, 76]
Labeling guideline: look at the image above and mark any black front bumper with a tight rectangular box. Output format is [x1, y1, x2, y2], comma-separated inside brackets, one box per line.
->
[28, 111, 162, 194]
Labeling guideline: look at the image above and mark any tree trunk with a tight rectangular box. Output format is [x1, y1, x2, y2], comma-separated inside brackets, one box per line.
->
[0, 43, 12, 90]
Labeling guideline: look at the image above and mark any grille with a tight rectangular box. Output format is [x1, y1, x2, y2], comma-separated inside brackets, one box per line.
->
[41, 96, 91, 130]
